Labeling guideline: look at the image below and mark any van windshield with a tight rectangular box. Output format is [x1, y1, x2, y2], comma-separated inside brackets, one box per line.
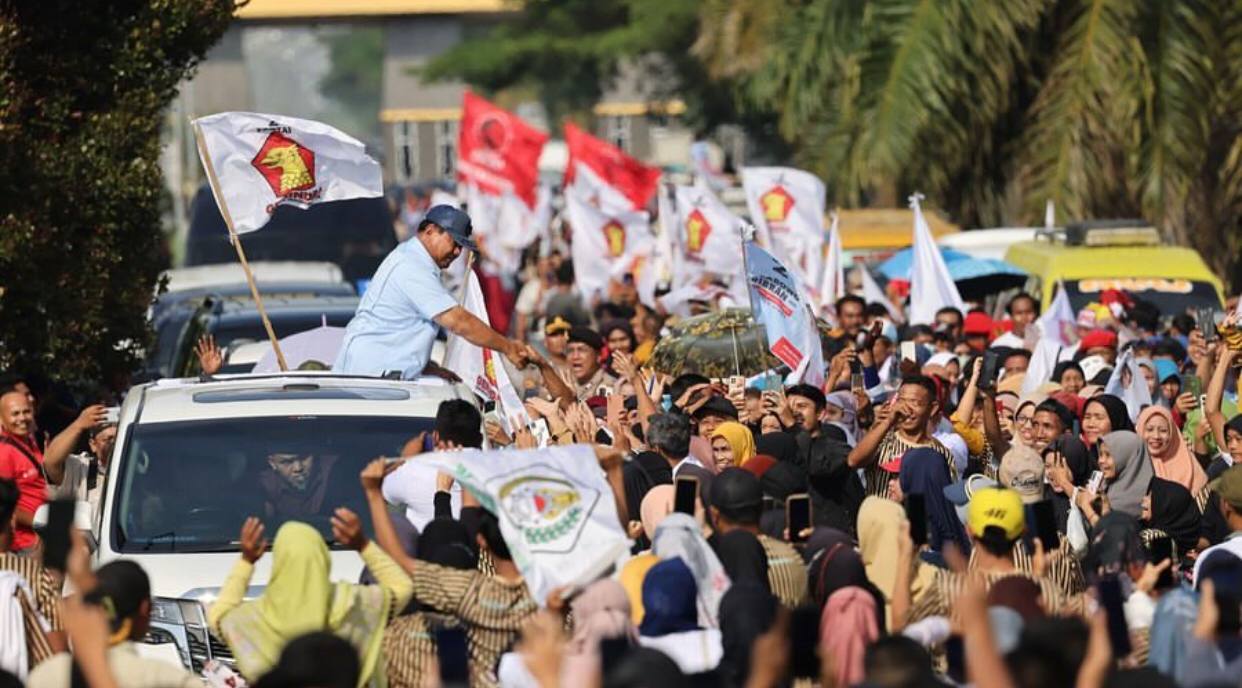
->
[1064, 279, 1221, 314]
[111, 415, 432, 553]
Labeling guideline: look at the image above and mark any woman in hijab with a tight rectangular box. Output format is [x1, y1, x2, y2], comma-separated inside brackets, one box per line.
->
[898, 448, 971, 554]
[1082, 512, 1147, 578]
[651, 513, 731, 628]
[563, 579, 637, 683]
[1099, 430, 1155, 518]
[820, 587, 880, 688]
[1144, 478, 1201, 557]
[1053, 361, 1087, 395]
[1140, 406, 1208, 494]
[209, 519, 413, 686]
[640, 484, 676, 542]
[712, 530, 770, 592]
[619, 554, 660, 626]
[757, 461, 809, 538]
[1043, 436, 1093, 531]
[710, 421, 757, 471]
[856, 497, 934, 628]
[1082, 395, 1135, 448]
[1013, 394, 1046, 447]
[637, 558, 724, 675]
[755, 431, 799, 465]
[803, 528, 886, 633]
[717, 584, 777, 688]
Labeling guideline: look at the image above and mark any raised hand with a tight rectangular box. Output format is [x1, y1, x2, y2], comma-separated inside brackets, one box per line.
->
[240, 517, 267, 564]
[194, 334, 223, 376]
[73, 404, 108, 432]
[331, 507, 367, 551]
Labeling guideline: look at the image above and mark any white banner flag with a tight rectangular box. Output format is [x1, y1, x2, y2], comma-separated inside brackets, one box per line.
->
[675, 185, 745, 279]
[442, 271, 530, 433]
[818, 211, 845, 318]
[423, 445, 630, 604]
[908, 193, 965, 325]
[858, 264, 904, 323]
[564, 189, 654, 305]
[193, 112, 382, 234]
[745, 241, 825, 386]
[742, 167, 825, 290]
[568, 162, 637, 216]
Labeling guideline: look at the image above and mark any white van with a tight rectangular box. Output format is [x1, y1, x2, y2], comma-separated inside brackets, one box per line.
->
[94, 372, 476, 672]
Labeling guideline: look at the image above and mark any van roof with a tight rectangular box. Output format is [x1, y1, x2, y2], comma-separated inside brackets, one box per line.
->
[1004, 241, 1219, 282]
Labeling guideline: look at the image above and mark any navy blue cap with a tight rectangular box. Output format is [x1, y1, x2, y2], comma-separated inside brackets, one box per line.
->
[943, 473, 999, 506]
[424, 205, 476, 251]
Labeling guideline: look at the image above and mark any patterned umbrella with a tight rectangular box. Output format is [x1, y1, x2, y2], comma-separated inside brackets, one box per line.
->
[649, 308, 837, 379]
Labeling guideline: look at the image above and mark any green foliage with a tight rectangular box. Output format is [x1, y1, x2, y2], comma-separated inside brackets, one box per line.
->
[0, 0, 236, 384]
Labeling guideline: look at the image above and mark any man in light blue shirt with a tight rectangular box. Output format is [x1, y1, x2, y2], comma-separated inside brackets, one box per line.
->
[335, 205, 529, 378]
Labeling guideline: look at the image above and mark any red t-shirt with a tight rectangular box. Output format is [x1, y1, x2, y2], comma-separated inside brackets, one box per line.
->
[0, 431, 46, 551]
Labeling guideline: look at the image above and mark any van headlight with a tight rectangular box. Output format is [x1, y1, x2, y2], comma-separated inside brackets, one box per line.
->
[143, 596, 233, 672]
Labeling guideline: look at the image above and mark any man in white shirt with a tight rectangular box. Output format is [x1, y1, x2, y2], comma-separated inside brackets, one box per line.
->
[48, 424, 116, 521]
[382, 400, 482, 530]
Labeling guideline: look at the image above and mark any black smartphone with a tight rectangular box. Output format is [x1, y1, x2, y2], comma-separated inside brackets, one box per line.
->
[850, 357, 865, 391]
[1147, 535, 1176, 590]
[434, 626, 470, 687]
[42, 499, 75, 572]
[674, 476, 699, 515]
[786, 494, 811, 543]
[1031, 499, 1060, 553]
[945, 635, 966, 684]
[790, 605, 821, 679]
[905, 493, 928, 547]
[979, 350, 1001, 390]
[599, 636, 629, 675]
[1097, 576, 1133, 657]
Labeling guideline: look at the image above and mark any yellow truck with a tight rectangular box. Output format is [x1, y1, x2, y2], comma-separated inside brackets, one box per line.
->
[1004, 221, 1224, 313]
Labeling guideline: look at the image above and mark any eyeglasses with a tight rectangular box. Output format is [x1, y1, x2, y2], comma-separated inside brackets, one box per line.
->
[1015, 415, 1035, 427]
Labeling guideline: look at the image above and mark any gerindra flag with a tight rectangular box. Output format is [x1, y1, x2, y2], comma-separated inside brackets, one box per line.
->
[423, 445, 630, 604]
[564, 122, 660, 211]
[745, 241, 825, 386]
[674, 185, 744, 278]
[564, 188, 653, 304]
[457, 92, 548, 210]
[741, 167, 826, 288]
[192, 112, 383, 234]
[442, 270, 530, 434]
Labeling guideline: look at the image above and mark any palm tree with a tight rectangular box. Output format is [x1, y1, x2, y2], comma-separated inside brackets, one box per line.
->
[695, 0, 1242, 283]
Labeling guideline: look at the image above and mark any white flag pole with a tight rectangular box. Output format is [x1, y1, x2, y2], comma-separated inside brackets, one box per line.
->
[192, 121, 288, 372]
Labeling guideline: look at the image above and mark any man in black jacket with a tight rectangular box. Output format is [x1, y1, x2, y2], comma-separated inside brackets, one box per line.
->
[783, 384, 864, 535]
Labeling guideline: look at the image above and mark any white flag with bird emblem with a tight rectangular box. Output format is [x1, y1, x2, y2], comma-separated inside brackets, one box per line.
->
[193, 112, 383, 234]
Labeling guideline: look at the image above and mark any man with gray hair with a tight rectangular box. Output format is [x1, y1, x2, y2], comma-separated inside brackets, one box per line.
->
[647, 413, 713, 505]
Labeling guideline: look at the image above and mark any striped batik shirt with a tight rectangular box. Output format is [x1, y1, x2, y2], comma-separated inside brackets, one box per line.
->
[758, 534, 809, 608]
[908, 568, 1079, 626]
[967, 533, 1087, 596]
[406, 560, 538, 688]
[383, 612, 458, 688]
[863, 432, 956, 499]
[0, 553, 61, 666]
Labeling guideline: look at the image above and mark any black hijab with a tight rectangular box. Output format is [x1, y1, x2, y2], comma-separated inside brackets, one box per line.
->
[717, 583, 778, 688]
[756, 431, 799, 464]
[1052, 361, 1085, 384]
[713, 530, 771, 592]
[1146, 478, 1200, 555]
[1084, 512, 1146, 579]
[1086, 394, 1135, 434]
[760, 461, 807, 502]
[1044, 435, 1094, 532]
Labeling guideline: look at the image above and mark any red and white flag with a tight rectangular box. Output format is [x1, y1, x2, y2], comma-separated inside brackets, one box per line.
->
[192, 112, 383, 234]
[564, 122, 661, 211]
[456, 92, 548, 210]
[564, 188, 653, 304]
[674, 185, 744, 279]
[741, 167, 825, 289]
[442, 270, 530, 434]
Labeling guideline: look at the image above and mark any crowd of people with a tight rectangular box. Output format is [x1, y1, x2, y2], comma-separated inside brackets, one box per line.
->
[10, 246, 1242, 688]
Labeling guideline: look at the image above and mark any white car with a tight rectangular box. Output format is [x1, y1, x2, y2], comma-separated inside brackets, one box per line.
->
[94, 372, 476, 672]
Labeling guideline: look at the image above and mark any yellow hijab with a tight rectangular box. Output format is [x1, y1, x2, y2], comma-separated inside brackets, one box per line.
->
[857, 497, 933, 627]
[219, 523, 391, 686]
[711, 421, 757, 467]
[619, 553, 659, 626]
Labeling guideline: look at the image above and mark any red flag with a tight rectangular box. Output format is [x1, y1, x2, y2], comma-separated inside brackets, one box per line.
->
[457, 92, 548, 209]
[563, 122, 660, 211]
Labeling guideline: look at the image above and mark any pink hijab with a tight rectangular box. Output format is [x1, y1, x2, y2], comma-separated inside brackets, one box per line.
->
[1138, 405, 1207, 494]
[640, 485, 675, 540]
[819, 587, 879, 687]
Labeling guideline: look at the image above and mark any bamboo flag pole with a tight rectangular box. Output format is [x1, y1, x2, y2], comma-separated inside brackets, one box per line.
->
[192, 121, 289, 372]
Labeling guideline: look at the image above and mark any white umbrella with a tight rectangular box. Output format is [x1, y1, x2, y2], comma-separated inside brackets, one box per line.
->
[252, 318, 346, 373]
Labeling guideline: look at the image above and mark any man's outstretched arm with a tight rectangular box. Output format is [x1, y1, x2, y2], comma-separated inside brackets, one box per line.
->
[435, 305, 529, 368]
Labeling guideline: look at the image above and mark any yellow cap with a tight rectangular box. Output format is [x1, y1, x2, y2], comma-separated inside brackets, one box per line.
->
[967, 487, 1025, 541]
[545, 316, 572, 335]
